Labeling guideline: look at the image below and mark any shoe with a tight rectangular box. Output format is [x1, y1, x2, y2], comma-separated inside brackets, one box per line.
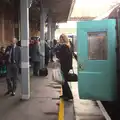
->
[64, 97, 73, 101]
[4, 91, 11, 96]
[11, 92, 15, 96]
[59, 95, 64, 99]
[60, 95, 73, 101]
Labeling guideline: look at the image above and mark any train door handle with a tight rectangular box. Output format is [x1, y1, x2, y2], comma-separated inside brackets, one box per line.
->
[78, 62, 84, 71]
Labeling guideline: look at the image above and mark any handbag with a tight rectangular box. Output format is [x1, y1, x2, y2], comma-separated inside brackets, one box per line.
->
[67, 69, 78, 82]
[52, 67, 64, 84]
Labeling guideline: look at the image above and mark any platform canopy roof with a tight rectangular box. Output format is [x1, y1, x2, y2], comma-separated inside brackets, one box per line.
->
[0, 0, 75, 23]
[0, 0, 75, 30]
[30, 0, 75, 23]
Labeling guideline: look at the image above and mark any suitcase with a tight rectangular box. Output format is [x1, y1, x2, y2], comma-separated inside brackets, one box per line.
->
[39, 68, 48, 76]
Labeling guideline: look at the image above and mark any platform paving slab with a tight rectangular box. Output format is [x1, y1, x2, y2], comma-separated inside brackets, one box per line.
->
[0, 68, 60, 120]
[64, 101, 75, 120]
[71, 59, 105, 120]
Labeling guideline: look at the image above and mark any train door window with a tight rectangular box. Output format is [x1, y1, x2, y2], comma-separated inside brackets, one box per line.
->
[88, 32, 107, 60]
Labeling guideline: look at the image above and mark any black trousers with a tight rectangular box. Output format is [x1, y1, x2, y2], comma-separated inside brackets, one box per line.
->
[50, 50, 54, 61]
[6, 64, 18, 93]
[45, 56, 49, 66]
[61, 68, 73, 99]
[6, 77, 17, 93]
[33, 62, 40, 75]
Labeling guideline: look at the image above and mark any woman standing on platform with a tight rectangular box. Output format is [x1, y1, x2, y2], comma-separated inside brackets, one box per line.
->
[54, 34, 73, 101]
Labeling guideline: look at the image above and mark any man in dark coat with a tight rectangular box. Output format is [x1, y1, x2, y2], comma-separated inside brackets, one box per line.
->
[4, 38, 21, 96]
[45, 41, 51, 66]
[31, 40, 41, 76]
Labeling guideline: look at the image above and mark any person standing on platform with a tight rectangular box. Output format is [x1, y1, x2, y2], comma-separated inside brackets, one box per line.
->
[31, 39, 41, 76]
[50, 39, 57, 62]
[0, 47, 6, 77]
[54, 34, 73, 101]
[45, 40, 51, 66]
[4, 38, 21, 96]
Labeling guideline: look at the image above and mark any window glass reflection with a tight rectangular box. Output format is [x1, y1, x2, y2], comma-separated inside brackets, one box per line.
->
[88, 32, 107, 60]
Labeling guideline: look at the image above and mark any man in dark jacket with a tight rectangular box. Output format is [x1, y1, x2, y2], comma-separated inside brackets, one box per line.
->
[31, 40, 41, 76]
[5, 38, 21, 96]
[45, 40, 50, 66]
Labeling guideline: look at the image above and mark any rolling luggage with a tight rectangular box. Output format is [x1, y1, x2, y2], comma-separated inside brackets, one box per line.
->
[39, 67, 48, 76]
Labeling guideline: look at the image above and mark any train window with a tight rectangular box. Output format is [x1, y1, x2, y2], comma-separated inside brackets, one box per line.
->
[88, 32, 107, 60]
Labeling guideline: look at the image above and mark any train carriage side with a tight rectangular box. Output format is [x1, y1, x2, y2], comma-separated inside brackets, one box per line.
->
[77, 4, 120, 101]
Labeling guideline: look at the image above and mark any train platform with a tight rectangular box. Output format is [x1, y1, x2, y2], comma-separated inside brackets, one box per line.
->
[0, 67, 61, 120]
[69, 59, 107, 120]
[0, 60, 108, 120]
[70, 82, 105, 120]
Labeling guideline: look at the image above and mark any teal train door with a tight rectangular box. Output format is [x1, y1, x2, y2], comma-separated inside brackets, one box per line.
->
[77, 19, 117, 101]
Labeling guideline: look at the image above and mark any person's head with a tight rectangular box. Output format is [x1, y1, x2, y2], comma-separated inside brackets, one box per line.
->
[53, 39, 57, 45]
[11, 38, 17, 45]
[59, 34, 70, 47]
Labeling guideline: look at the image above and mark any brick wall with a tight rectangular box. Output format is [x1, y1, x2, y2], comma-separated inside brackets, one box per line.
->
[4, 19, 14, 45]
[4, 9, 14, 46]
[0, 9, 14, 47]
[0, 9, 40, 48]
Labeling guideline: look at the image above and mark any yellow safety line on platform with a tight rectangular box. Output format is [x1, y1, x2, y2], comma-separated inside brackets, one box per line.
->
[58, 88, 64, 120]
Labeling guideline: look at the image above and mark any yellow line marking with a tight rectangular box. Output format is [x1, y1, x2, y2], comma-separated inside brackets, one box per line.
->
[58, 88, 64, 120]
[58, 57, 76, 120]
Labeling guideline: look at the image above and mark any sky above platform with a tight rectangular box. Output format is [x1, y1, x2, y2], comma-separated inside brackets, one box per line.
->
[57, 0, 120, 32]
[71, 0, 120, 17]
[75, 0, 116, 8]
